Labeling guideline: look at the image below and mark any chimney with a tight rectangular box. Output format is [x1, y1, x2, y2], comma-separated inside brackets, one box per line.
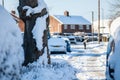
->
[64, 11, 69, 16]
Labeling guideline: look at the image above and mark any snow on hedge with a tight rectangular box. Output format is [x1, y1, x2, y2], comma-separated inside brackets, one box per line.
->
[21, 58, 77, 80]
[0, 5, 24, 80]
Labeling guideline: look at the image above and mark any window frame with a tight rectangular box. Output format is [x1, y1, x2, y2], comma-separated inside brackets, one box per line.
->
[70, 25, 75, 29]
[79, 25, 83, 30]
[86, 25, 90, 30]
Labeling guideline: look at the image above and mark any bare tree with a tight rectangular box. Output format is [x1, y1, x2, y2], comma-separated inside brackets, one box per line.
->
[18, 0, 50, 66]
[109, 0, 120, 19]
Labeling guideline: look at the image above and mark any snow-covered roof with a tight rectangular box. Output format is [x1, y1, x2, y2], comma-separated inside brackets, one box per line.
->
[53, 15, 91, 25]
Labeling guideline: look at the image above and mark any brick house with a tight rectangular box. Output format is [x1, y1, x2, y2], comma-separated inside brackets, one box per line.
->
[49, 11, 91, 34]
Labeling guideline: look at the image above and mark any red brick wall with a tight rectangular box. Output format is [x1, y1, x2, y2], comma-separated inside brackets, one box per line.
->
[49, 16, 62, 33]
[83, 25, 91, 33]
[62, 25, 91, 33]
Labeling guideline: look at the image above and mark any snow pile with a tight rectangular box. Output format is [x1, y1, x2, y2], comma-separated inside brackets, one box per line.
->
[36, 47, 48, 65]
[0, 6, 24, 80]
[21, 59, 77, 80]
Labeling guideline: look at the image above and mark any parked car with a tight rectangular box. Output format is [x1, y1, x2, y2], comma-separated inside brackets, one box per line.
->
[75, 36, 84, 42]
[48, 37, 66, 54]
[93, 33, 103, 41]
[106, 17, 120, 80]
[61, 37, 71, 52]
[84, 35, 98, 42]
[67, 36, 77, 44]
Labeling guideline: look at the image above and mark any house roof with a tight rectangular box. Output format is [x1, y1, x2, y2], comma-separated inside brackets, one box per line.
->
[53, 15, 91, 25]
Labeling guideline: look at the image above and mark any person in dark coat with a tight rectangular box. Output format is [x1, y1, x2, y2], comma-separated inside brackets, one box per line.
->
[83, 38, 88, 49]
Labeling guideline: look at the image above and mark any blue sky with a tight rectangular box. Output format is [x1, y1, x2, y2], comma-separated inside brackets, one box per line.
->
[44, 0, 113, 22]
[0, 0, 113, 22]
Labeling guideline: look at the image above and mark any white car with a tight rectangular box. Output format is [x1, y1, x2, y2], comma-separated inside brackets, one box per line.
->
[67, 36, 77, 44]
[106, 17, 120, 80]
[48, 37, 66, 53]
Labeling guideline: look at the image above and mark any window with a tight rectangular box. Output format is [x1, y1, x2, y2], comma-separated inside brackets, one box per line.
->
[70, 25, 75, 29]
[79, 25, 83, 30]
[86, 25, 90, 30]
[64, 25, 67, 29]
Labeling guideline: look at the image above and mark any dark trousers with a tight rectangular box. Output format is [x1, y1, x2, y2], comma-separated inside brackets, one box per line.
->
[83, 42, 86, 49]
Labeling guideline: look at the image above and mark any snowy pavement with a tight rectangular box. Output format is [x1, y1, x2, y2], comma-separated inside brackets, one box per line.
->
[51, 42, 107, 80]
[69, 55, 106, 80]
[21, 42, 108, 80]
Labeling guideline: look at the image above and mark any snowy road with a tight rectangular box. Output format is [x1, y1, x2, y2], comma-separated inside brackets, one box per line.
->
[51, 42, 107, 80]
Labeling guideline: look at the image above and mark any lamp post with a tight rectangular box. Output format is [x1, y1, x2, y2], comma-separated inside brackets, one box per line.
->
[98, 0, 100, 43]
[92, 11, 94, 42]
[102, 8, 104, 34]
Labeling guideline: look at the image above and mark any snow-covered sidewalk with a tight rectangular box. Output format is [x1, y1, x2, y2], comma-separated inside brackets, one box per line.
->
[20, 42, 107, 80]
[51, 42, 107, 80]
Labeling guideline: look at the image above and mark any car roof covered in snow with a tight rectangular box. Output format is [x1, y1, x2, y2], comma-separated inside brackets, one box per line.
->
[48, 37, 66, 45]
